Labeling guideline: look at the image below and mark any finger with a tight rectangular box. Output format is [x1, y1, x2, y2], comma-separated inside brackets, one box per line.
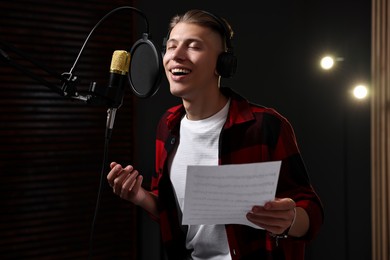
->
[131, 175, 143, 195]
[260, 223, 286, 235]
[121, 174, 143, 202]
[121, 170, 139, 195]
[249, 203, 296, 223]
[247, 215, 284, 233]
[252, 204, 296, 222]
[107, 164, 123, 186]
[112, 171, 130, 194]
[246, 211, 294, 234]
[264, 198, 296, 210]
[110, 162, 118, 169]
[129, 175, 144, 204]
[249, 206, 290, 221]
[123, 165, 134, 172]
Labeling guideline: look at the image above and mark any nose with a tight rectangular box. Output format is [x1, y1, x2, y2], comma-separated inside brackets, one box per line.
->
[169, 44, 186, 61]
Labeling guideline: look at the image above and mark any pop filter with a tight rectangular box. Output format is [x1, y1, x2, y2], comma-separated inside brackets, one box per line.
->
[128, 33, 163, 98]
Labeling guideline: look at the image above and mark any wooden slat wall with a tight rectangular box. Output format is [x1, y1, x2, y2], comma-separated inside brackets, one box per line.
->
[0, 0, 140, 259]
[371, 0, 390, 259]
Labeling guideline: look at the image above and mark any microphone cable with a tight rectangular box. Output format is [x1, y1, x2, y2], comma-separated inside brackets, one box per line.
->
[88, 125, 111, 260]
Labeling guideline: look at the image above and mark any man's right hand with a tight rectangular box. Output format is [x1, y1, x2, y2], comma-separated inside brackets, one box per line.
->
[107, 162, 146, 205]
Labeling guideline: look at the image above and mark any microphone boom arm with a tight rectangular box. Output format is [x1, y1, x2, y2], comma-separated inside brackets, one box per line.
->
[0, 40, 69, 97]
[0, 6, 151, 106]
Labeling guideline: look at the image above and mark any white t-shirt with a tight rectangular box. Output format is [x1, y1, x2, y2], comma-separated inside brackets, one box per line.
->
[169, 100, 232, 260]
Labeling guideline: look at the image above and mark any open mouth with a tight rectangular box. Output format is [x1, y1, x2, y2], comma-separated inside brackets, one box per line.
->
[171, 68, 191, 76]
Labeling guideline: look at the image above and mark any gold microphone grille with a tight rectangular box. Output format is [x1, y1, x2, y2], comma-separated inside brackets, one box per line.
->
[110, 50, 130, 75]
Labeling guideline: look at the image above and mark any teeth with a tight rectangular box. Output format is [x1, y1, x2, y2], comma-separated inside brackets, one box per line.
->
[171, 68, 190, 75]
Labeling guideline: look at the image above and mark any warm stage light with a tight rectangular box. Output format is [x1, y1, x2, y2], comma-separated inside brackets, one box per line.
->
[353, 85, 368, 99]
[320, 56, 334, 70]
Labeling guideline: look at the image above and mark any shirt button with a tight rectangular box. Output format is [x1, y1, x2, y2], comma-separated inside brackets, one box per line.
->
[170, 137, 176, 145]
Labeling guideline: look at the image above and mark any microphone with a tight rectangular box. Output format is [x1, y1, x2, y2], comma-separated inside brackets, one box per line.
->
[105, 50, 130, 139]
[107, 50, 131, 108]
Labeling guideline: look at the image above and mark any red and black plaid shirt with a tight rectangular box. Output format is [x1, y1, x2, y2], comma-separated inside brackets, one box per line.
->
[151, 87, 324, 260]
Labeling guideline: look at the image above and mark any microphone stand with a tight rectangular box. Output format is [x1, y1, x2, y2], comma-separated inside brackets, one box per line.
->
[0, 6, 151, 259]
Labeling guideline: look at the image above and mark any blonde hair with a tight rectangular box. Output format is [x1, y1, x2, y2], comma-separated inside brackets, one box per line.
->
[168, 9, 234, 51]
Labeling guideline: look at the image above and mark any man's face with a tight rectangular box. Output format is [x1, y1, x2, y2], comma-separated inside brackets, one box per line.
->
[163, 22, 224, 100]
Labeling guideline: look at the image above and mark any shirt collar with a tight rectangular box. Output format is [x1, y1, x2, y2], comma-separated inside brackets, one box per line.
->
[166, 87, 256, 130]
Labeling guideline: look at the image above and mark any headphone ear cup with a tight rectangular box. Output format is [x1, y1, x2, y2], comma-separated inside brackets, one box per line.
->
[216, 52, 237, 78]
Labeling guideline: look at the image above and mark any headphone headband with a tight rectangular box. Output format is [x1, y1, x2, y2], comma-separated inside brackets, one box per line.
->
[200, 10, 234, 53]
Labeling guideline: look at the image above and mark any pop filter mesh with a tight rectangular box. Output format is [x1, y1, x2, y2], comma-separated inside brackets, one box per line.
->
[129, 39, 162, 98]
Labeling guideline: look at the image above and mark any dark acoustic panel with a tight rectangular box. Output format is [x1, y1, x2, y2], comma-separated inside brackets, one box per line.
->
[0, 1, 139, 259]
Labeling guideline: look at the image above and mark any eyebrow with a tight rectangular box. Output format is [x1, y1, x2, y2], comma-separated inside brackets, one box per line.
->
[166, 37, 203, 46]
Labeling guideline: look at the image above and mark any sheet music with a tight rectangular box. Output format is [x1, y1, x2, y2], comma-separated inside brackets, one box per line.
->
[182, 161, 281, 229]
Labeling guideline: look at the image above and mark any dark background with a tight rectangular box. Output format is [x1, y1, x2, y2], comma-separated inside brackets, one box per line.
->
[135, 1, 371, 260]
[0, 0, 371, 259]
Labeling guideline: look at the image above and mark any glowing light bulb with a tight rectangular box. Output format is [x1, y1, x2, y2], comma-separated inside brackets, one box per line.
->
[353, 85, 368, 99]
[320, 56, 334, 70]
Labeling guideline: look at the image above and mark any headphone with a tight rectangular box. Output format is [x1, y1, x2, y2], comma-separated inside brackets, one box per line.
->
[162, 10, 237, 78]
